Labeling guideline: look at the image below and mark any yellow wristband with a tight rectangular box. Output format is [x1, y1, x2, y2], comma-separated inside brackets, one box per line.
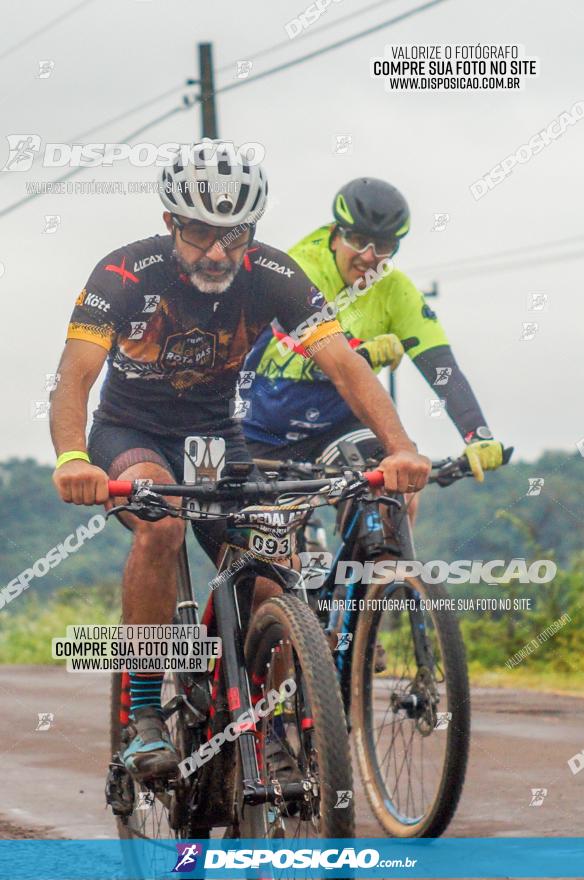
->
[56, 450, 90, 469]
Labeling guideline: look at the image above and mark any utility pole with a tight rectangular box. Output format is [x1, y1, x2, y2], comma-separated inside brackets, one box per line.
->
[198, 43, 218, 138]
[388, 280, 440, 402]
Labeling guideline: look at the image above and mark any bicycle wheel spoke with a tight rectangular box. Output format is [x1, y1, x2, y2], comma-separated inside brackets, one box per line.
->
[244, 595, 354, 841]
[353, 577, 470, 835]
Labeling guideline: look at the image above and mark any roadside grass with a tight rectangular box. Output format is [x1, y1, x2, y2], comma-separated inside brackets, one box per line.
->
[2, 584, 582, 699]
[371, 613, 584, 698]
[0, 584, 120, 665]
[468, 663, 584, 697]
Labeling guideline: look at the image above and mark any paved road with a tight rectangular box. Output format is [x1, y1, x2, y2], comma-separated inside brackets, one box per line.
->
[0, 666, 582, 842]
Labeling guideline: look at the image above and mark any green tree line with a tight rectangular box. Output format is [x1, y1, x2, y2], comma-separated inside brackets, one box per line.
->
[1, 452, 582, 689]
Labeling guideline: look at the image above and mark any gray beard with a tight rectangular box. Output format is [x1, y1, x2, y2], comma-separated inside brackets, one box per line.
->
[174, 249, 239, 294]
[187, 268, 235, 294]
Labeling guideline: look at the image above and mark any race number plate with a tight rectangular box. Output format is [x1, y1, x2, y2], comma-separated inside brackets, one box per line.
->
[249, 529, 295, 559]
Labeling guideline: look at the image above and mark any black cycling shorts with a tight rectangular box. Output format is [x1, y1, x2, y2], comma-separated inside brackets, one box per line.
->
[88, 416, 251, 562]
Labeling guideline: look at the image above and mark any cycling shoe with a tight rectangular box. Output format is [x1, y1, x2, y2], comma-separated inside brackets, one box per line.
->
[122, 706, 179, 781]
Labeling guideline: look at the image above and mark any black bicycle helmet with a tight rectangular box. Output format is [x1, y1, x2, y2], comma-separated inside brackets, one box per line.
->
[333, 177, 410, 238]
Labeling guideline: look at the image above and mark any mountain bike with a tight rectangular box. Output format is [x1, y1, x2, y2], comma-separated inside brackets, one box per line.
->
[104, 435, 390, 853]
[254, 443, 513, 838]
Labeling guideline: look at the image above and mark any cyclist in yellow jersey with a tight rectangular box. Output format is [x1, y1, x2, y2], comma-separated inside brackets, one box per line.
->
[243, 177, 504, 484]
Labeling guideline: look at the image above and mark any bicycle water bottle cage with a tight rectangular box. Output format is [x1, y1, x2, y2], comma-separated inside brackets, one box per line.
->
[358, 506, 402, 557]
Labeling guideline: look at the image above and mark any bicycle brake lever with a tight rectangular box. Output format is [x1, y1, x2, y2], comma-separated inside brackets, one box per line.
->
[434, 466, 472, 487]
[106, 504, 131, 520]
[106, 498, 177, 522]
[375, 495, 402, 509]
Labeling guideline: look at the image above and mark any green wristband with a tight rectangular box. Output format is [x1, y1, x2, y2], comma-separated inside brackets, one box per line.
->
[56, 450, 90, 469]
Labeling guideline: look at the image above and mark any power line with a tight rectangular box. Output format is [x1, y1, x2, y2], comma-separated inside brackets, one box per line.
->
[215, 0, 450, 97]
[0, 0, 96, 62]
[0, 0, 446, 218]
[66, 0, 441, 156]
[2, 1, 396, 162]
[1, 0, 395, 167]
[0, 1, 393, 181]
[217, 0, 401, 73]
[0, 81, 188, 184]
[4, 0, 398, 154]
[9, 0, 408, 163]
[0, 103, 186, 219]
[410, 234, 584, 275]
[410, 246, 584, 280]
[54, 84, 187, 149]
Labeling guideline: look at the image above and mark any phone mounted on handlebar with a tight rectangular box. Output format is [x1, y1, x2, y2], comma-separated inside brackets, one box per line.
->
[183, 435, 226, 515]
[106, 438, 515, 523]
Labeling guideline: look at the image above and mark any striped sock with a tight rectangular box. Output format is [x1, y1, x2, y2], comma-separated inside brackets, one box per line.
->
[129, 672, 165, 715]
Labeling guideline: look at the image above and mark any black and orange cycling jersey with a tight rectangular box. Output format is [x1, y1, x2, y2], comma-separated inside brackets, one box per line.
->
[67, 234, 341, 438]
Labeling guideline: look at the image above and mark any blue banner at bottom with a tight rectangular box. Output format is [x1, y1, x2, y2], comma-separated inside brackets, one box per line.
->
[0, 837, 582, 879]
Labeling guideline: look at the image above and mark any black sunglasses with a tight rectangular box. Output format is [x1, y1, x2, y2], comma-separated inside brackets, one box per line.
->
[172, 217, 252, 252]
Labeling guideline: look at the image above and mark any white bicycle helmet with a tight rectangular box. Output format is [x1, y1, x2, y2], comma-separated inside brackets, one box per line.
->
[159, 139, 268, 227]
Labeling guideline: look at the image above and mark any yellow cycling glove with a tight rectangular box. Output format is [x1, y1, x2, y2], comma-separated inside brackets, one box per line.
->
[463, 439, 504, 482]
[357, 334, 404, 371]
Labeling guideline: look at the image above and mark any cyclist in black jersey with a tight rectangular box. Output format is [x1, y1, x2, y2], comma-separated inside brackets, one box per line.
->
[50, 139, 431, 781]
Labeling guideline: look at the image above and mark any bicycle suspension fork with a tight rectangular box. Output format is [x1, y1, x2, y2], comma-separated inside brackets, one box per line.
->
[211, 557, 261, 792]
[394, 498, 436, 673]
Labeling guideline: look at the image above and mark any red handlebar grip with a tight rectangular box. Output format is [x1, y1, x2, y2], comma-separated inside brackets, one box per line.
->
[363, 469, 385, 488]
[108, 480, 133, 497]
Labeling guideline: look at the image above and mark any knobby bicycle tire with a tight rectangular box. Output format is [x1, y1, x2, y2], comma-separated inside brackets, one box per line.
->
[240, 594, 355, 839]
[352, 576, 470, 837]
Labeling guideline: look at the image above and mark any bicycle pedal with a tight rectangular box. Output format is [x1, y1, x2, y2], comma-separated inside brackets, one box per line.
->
[105, 760, 135, 817]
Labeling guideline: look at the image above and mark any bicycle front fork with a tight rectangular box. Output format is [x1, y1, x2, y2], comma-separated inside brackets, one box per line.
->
[211, 553, 311, 807]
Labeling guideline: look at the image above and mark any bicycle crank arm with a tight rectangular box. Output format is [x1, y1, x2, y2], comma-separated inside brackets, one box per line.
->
[162, 692, 207, 724]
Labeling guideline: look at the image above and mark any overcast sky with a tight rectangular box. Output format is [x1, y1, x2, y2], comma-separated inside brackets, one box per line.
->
[1, 0, 582, 465]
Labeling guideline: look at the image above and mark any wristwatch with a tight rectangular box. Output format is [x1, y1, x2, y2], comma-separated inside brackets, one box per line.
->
[464, 426, 494, 444]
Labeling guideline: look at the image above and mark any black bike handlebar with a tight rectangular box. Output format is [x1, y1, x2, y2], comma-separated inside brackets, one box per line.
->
[108, 447, 513, 499]
[108, 475, 366, 499]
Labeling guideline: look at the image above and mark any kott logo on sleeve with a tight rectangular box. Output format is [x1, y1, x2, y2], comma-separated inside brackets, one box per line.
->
[75, 288, 110, 313]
